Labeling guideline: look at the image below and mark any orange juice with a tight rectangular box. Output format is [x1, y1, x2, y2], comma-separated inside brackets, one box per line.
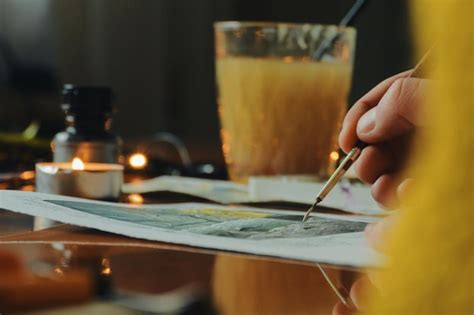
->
[216, 57, 352, 181]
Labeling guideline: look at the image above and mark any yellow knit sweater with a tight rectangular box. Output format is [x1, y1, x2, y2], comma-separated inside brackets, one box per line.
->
[366, 0, 473, 314]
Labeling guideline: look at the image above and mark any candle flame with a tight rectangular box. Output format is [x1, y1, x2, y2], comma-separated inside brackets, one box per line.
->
[72, 158, 85, 170]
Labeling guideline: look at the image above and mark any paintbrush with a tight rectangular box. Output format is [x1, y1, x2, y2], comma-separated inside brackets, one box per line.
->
[302, 48, 433, 222]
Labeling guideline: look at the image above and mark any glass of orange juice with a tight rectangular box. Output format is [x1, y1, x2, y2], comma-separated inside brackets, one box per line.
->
[214, 21, 356, 182]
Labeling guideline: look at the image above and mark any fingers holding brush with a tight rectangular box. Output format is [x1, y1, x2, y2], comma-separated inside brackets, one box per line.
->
[338, 70, 412, 153]
[338, 72, 430, 207]
[355, 77, 428, 144]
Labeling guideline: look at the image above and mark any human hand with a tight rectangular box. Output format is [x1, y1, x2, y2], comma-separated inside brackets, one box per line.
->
[339, 71, 429, 207]
[332, 215, 399, 315]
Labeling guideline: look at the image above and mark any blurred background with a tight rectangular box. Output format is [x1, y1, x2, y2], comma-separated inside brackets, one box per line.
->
[0, 0, 412, 170]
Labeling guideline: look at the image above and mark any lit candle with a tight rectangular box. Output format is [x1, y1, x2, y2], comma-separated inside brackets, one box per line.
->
[35, 158, 123, 201]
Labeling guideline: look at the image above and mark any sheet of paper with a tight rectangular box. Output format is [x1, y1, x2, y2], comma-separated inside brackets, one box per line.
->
[122, 176, 253, 204]
[0, 190, 382, 268]
[249, 177, 384, 215]
[122, 176, 384, 215]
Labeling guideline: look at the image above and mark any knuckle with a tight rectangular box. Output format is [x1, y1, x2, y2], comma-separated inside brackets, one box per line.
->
[400, 78, 423, 121]
[392, 77, 406, 86]
[387, 78, 416, 121]
[390, 78, 406, 101]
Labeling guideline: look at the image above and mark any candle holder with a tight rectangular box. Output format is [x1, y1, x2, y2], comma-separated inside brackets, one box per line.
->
[34, 158, 123, 229]
[36, 159, 123, 200]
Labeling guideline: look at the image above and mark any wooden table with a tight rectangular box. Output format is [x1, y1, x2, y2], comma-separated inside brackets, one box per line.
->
[0, 203, 359, 315]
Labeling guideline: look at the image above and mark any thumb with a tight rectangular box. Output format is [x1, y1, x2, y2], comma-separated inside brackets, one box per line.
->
[356, 78, 428, 143]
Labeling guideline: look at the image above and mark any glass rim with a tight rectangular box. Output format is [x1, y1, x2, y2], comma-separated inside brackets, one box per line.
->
[214, 21, 355, 32]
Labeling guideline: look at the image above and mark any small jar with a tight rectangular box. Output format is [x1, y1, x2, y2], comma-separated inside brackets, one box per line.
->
[52, 85, 122, 163]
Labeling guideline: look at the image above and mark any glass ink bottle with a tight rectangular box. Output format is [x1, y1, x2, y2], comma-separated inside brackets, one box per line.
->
[52, 85, 122, 163]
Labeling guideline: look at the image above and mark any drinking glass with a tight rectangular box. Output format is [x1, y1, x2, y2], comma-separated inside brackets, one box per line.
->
[214, 21, 356, 182]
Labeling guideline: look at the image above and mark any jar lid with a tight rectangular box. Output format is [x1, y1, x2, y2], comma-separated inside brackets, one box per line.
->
[62, 84, 115, 114]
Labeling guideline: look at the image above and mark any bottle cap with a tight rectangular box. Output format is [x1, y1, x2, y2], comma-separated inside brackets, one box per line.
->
[62, 84, 115, 114]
